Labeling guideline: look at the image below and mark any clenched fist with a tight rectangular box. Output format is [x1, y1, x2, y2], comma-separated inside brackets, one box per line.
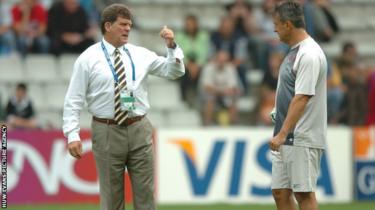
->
[159, 25, 176, 48]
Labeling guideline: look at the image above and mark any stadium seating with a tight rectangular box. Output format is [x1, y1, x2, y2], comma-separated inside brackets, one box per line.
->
[0, 55, 25, 84]
[58, 54, 78, 82]
[25, 55, 58, 83]
[45, 82, 68, 110]
[28, 83, 49, 110]
[148, 80, 183, 110]
[167, 108, 201, 127]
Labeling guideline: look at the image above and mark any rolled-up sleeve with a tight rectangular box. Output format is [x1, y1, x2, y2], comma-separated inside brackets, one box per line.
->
[148, 45, 185, 79]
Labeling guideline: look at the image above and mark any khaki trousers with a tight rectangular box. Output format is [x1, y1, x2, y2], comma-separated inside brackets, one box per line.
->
[91, 117, 155, 210]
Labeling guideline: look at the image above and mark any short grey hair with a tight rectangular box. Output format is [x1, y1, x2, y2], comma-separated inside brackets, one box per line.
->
[273, 1, 305, 28]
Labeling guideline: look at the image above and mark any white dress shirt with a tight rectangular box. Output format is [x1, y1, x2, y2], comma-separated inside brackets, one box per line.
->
[63, 38, 185, 143]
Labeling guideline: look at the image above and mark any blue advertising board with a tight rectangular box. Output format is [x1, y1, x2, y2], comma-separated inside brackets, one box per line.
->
[355, 161, 375, 200]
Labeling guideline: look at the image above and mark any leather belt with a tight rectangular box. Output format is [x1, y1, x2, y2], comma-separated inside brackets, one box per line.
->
[93, 115, 145, 126]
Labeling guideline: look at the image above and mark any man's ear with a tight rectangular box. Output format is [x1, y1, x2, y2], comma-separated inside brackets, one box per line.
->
[285, 20, 293, 30]
[104, 22, 112, 33]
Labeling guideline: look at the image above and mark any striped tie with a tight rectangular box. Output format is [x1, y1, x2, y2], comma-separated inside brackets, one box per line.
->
[114, 48, 128, 125]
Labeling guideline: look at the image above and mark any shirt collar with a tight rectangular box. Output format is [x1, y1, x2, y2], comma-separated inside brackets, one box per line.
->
[102, 38, 125, 56]
[291, 36, 311, 50]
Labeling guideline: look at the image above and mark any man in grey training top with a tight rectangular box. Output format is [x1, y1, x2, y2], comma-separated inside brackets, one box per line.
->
[269, 1, 327, 210]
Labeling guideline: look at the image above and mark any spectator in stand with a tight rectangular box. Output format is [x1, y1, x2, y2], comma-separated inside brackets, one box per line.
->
[225, 0, 276, 88]
[5, 83, 38, 129]
[304, 0, 339, 42]
[253, 0, 279, 44]
[200, 51, 240, 126]
[340, 62, 368, 125]
[0, 0, 16, 55]
[251, 0, 287, 71]
[209, 16, 248, 93]
[11, 0, 49, 56]
[225, 0, 253, 38]
[257, 50, 284, 125]
[332, 41, 367, 125]
[319, 0, 340, 35]
[175, 14, 209, 108]
[327, 62, 345, 124]
[336, 41, 363, 68]
[47, 0, 96, 55]
[80, 0, 100, 25]
[334, 42, 375, 126]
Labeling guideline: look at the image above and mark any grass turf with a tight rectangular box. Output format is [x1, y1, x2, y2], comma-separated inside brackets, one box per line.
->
[9, 202, 375, 210]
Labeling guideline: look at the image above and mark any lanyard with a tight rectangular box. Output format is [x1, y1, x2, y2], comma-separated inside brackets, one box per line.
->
[124, 48, 136, 81]
[101, 41, 136, 84]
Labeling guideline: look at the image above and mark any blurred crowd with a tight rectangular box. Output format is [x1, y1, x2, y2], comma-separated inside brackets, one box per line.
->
[0, 0, 98, 56]
[0, 0, 374, 129]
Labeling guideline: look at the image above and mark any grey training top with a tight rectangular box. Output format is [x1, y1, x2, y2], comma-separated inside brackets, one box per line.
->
[274, 37, 327, 149]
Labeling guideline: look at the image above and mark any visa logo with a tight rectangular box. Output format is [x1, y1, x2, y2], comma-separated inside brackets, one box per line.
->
[172, 139, 334, 196]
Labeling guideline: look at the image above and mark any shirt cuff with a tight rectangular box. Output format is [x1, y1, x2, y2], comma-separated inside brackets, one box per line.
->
[166, 45, 184, 60]
[295, 90, 315, 96]
[68, 132, 81, 144]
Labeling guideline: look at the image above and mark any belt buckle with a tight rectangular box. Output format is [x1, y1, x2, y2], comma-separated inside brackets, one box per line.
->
[125, 116, 137, 126]
[125, 118, 132, 126]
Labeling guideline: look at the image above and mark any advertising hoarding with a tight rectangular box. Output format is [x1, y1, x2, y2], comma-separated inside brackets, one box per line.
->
[157, 127, 352, 203]
[7, 130, 133, 204]
[353, 127, 375, 200]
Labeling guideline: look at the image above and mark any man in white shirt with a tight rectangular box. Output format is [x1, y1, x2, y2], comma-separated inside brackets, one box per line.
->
[269, 1, 327, 210]
[199, 50, 240, 125]
[62, 4, 185, 210]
